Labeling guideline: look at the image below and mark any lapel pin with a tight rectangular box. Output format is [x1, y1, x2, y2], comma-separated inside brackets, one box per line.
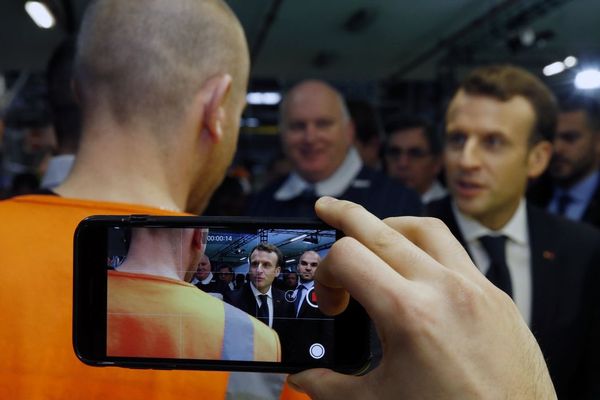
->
[542, 250, 555, 260]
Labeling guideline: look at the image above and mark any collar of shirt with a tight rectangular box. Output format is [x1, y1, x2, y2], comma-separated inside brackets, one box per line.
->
[274, 147, 363, 201]
[452, 198, 528, 247]
[298, 280, 315, 290]
[41, 154, 76, 189]
[554, 170, 599, 205]
[200, 272, 214, 285]
[249, 281, 272, 301]
[421, 180, 448, 204]
[452, 198, 532, 326]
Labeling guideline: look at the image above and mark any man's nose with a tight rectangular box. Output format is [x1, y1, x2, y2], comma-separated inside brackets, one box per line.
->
[458, 138, 481, 169]
[303, 122, 319, 142]
[397, 152, 411, 168]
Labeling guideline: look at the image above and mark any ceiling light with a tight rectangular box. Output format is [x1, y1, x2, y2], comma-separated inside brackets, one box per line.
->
[575, 69, 600, 90]
[25, 1, 56, 29]
[289, 234, 308, 243]
[246, 92, 281, 106]
[543, 61, 565, 77]
[564, 56, 578, 68]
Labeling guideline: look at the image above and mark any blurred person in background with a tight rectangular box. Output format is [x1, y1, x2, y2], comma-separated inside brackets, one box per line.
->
[384, 116, 446, 203]
[248, 79, 422, 219]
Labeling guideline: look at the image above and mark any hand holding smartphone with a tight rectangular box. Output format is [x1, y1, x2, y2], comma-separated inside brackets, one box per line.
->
[73, 215, 371, 373]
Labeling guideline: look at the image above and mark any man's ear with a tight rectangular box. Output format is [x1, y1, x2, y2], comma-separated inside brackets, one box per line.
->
[201, 74, 233, 143]
[274, 266, 281, 278]
[527, 140, 553, 179]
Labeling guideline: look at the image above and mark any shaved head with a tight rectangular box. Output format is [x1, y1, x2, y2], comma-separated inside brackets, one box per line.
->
[76, 0, 249, 131]
[280, 80, 350, 129]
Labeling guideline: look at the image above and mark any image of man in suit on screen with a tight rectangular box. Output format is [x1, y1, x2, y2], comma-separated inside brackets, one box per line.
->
[225, 243, 295, 358]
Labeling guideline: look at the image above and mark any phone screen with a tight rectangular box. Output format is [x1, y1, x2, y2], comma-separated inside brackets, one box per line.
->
[74, 216, 370, 373]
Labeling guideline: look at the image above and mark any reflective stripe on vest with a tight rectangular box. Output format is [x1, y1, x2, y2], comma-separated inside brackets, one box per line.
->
[222, 302, 254, 360]
[226, 372, 287, 400]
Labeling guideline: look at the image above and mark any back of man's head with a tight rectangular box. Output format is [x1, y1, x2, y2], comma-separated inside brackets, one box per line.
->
[457, 64, 558, 143]
[75, 0, 249, 132]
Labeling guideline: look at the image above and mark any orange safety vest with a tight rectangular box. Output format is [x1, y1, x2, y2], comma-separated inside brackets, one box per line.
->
[0, 195, 308, 400]
[107, 270, 281, 361]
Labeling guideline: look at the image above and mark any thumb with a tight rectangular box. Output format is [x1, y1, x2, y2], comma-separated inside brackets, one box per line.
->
[287, 368, 363, 400]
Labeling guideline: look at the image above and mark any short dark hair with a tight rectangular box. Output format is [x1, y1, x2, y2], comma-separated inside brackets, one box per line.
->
[384, 115, 442, 155]
[218, 265, 233, 273]
[249, 243, 284, 268]
[558, 94, 600, 132]
[457, 64, 558, 143]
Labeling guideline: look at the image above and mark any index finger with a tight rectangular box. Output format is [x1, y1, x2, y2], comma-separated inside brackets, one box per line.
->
[315, 197, 441, 280]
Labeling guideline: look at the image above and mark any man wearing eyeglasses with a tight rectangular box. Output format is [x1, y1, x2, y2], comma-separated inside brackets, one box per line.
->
[384, 116, 447, 204]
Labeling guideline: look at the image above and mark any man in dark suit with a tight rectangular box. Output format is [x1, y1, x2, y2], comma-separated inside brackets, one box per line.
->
[428, 64, 600, 399]
[529, 96, 600, 227]
[225, 243, 295, 357]
[247, 79, 422, 219]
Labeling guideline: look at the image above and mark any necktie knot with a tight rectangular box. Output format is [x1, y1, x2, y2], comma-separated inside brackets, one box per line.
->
[257, 294, 269, 325]
[479, 234, 512, 297]
[557, 193, 573, 216]
[479, 235, 508, 265]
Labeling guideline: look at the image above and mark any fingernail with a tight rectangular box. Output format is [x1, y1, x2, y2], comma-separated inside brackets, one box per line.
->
[317, 196, 337, 205]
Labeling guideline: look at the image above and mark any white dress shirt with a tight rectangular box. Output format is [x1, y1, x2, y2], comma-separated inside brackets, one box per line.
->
[452, 199, 532, 326]
[421, 180, 447, 204]
[250, 282, 274, 327]
[274, 147, 364, 200]
[191, 272, 214, 286]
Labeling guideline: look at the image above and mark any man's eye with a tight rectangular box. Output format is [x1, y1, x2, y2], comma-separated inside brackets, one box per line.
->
[315, 119, 334, 129]
[483, 135, 505, 149]
[446, 132, 467, 148]
[288, 122, 305, 131]
[558, 132, 581, 143]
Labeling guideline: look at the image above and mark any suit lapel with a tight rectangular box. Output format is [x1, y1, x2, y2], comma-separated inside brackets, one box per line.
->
[527, 206, 561, 335]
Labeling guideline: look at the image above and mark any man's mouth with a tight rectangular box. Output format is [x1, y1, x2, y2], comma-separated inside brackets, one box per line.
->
[455, 179, 484, 197]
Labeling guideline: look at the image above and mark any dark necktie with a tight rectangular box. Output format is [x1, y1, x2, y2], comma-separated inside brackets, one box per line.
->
[257, 294, 269, 326]
[479, 235, 512, 298]
[294, 284, 306, 315]
[556, 193, 573, 216]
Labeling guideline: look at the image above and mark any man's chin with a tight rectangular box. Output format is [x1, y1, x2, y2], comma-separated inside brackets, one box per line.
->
[455, 196, 486, 219]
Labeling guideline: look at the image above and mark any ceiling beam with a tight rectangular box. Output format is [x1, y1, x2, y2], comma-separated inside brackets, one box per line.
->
[250, 0, 284, 64]
[386, 0, 572, 82]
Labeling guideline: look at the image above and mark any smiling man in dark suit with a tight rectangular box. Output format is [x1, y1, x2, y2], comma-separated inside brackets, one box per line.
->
[427, 64, 600, 399]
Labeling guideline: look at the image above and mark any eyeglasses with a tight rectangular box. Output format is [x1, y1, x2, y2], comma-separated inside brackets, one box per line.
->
[385, 146, 431, 160]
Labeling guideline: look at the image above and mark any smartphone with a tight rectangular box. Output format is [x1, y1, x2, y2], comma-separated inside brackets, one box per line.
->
[73, 215, 371, 374]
